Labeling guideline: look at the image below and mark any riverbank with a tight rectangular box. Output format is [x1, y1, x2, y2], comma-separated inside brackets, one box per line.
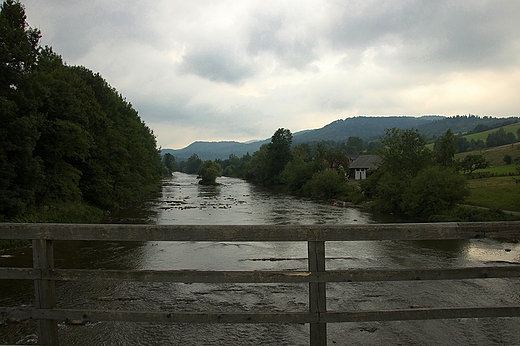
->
[0, 202, 105, 249]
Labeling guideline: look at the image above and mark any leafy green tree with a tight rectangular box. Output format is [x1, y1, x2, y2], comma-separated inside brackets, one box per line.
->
[486, 127, 516, 147]
[197, 160, 221, 185]
[361, 128, 450, 216]
[266, 128, 292, 183]
[0, 0, 42, 216]
[459, 154, 489, 174]
[184, 154, 202, 174]
[246, 144, 270, 184]
[245, 128, 293, 185]
[345, 136, 365, 154]
[302, 169, 350, 199]
[378, 128, 432, 178]
[0, 0, 164, 218]
[280, 145, 319, 192]
[400, 166, 469, 219]
[434, 129, 457, 168]
[162, 153, 177, 175]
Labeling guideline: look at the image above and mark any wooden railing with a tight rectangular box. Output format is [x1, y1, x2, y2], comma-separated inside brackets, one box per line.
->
[1, 222, 520, 345]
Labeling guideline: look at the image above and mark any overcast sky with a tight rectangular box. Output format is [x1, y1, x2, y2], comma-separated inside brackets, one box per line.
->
[22, 0, 520, 149]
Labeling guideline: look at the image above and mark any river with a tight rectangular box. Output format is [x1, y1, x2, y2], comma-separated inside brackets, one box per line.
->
[1, 173, 519, 345]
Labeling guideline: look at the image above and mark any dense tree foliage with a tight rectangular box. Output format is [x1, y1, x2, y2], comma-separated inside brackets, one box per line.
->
[162, 153, 178, 176]
[0, 1, 163, 219]
[180, 154, 202, 174]
[361, 128, 468, 219]
[486, 127, 517, 148]
[434, 129, 457, 168]
[197, 160, 222, 185]
[459, 154, 490, 174]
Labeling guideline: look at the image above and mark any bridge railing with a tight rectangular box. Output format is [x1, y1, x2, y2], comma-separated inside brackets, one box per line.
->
[1, 222, 520, 345]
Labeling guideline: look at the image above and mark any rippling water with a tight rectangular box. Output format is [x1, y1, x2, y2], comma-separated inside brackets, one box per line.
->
[1, 173, 519, 345]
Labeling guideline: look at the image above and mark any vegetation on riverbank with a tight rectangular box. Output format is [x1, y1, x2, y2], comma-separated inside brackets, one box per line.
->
[0, 1, 165, 224]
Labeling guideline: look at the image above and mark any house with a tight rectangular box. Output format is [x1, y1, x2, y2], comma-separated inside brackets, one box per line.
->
[348, 155, 381, 180]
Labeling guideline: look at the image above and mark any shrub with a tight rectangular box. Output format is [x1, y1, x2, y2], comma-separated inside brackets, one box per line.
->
[400, 166, 469, 219]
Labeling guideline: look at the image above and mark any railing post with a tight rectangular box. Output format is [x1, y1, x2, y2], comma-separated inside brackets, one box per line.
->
[33, 239, 59, 345]
[308, 240, 327, 346]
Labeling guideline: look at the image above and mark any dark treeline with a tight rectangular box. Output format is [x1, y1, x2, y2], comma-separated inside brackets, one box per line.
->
[0, 1, 164, 221]
[435, 126, 519, 153]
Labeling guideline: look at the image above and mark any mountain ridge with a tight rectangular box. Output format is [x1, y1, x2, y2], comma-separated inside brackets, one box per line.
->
[162, 115, 518, 161]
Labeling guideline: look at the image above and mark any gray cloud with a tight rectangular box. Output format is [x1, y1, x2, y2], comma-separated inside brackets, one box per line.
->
[179, 48, 255, 84]
[20, 0, 520, 148]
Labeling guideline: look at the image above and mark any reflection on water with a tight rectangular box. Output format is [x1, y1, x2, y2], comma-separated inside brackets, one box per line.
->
[1, 173, 519, 345]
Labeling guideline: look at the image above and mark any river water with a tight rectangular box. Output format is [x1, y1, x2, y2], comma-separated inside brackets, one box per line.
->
[1, 173, 519, 345]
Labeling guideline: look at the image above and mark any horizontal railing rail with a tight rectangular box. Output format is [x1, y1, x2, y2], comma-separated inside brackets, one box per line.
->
[1, 221, 519, 346]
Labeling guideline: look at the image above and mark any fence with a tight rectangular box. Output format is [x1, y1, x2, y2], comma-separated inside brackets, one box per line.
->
[1, 222, 520, 345]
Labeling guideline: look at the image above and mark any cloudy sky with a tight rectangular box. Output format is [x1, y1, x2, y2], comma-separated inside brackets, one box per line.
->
[22, 0, 520, 149]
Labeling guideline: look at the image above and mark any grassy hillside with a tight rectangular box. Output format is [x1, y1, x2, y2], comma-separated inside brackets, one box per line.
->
[455, 141, 520, 167]
[456, 141, 520, 212]
[462, 122, 520, 142]
[465, 176, 520, 212]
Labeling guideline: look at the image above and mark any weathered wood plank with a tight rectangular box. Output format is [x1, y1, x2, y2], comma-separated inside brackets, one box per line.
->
[1, 222, 519, 241]
[322, 306, 520, 322]
[1, 266, 519, 282]
[308, 241, 327, 346]
[2, 306, 519, 325]
[0, 307, 318, 324]
[0, 268, 41, 280]
[32, 239, 59, 345]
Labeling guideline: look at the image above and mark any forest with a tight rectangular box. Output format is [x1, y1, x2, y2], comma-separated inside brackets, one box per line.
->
[0, 0, 164, 221]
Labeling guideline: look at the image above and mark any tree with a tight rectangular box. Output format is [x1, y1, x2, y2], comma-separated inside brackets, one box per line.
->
[486, 127, 516, 147]
[0, 1, 164, 218]
[0, 0, 42, 216]
[346, 136, 364, 154]
[197, 160, 221, 185]
[280, 145, 319, 192]
[184, 154, 202, 174]
[266, 128, 293, 183]
[162, 153, 177, 175]
[246, 144, 270, 184]
[378, 128, 432, 178]
[459, 154, 489, 174]
[401, 166, 469, 219]
[503, 155, 512, 165]
[434, 129, 457, 168]
[360, 127, 469, 218]
[302, 169, 350, 200]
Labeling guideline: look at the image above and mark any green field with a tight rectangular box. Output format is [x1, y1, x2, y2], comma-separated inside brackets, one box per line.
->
[456, 136, 520, 213]
[462, 122, 520, 142]
[456, 141, 520, 167]
[465, 176, 520, 212]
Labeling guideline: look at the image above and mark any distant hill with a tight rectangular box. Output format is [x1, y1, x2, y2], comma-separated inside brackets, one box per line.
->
[162, 115, 519, 162]
[416, 114, 519, 138]
[161, 140, 269, 162]
[291, 115, 444, 144]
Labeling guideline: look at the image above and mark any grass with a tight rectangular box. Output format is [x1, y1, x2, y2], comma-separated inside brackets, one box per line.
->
[452, 139, 520, 215]
[456, 142, 520, 167]
[12, 202, 104, 223]
[0, 202, 104, 249]
[465, 176, 520, 212]
[462, 122, 520, 142]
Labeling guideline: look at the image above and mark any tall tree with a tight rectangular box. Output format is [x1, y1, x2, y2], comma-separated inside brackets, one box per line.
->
[362, 128, 433, 214]
[266, 128, 292, 184]
[434, 128, 457, 168]
[0, 0, 42, 216]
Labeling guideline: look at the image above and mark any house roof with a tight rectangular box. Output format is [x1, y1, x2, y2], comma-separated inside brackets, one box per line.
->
[349, 155, 381, 169]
